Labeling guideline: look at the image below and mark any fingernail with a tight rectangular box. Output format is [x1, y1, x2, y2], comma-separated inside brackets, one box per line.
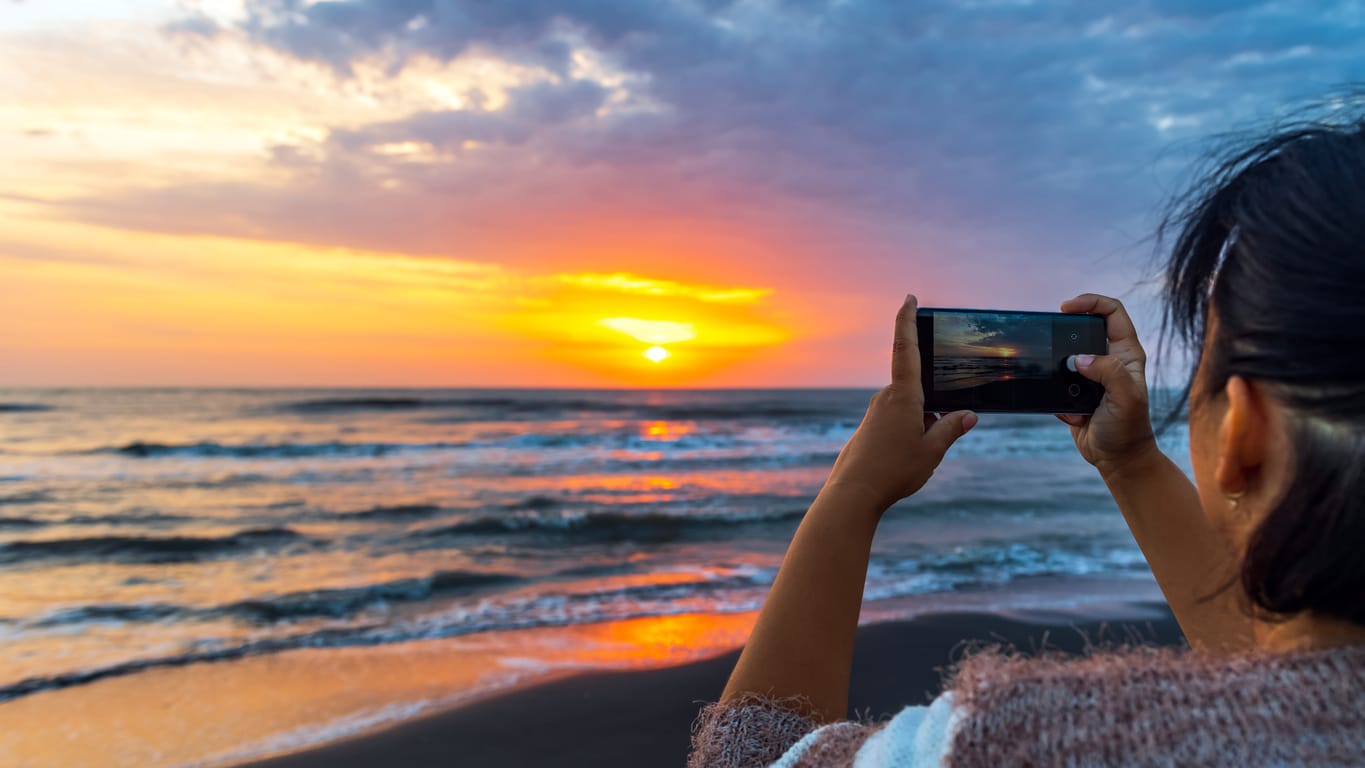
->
[905, 293, 915, 305]
[1073, 354, 1095, 369]
[962, 412, 978, 431]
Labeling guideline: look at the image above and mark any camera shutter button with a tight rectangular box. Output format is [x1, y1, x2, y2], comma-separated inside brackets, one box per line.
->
[1067, 383, 1082, 397]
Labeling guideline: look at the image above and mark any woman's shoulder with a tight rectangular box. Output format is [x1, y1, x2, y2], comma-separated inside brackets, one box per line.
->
[688, 693, 954, 768]
[688, 694, 825, 768]
[689, 644, 1365, 767]
[945, 643, 1365, 767]
[948, 641, 1365, 699]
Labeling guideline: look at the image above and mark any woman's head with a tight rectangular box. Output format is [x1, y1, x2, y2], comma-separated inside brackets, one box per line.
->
[1162, 107, 1365, 626]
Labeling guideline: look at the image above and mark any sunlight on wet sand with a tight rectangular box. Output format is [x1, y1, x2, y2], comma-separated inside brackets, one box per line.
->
[0, 612, 757, 768]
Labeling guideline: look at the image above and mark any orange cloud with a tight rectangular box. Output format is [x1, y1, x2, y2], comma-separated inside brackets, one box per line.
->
[598, 318, 697, 345]
[554, 272, 772, 304]
[0, 209, 794, 386]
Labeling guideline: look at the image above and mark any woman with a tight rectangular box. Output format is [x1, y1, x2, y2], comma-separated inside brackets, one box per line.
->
[688, 120, 1365, 766]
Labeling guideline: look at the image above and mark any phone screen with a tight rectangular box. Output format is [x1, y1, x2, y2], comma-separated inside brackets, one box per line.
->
[916, 308, 1107, 413]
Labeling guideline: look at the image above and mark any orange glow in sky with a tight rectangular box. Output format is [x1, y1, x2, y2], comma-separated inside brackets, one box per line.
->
[2, 0, 1292, 386]
[0, 4, 940, 387]
[1, 212, 809, 386]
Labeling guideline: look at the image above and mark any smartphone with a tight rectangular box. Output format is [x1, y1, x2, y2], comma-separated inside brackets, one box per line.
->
[916, 308, 1107, 414]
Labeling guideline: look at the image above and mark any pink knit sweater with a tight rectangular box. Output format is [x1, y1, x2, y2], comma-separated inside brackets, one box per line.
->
[689, 643, 1365, 767]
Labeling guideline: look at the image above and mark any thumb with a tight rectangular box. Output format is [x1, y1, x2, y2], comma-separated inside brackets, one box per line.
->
[1070, 354, 1139, 402]
[924, 409, 978, 459]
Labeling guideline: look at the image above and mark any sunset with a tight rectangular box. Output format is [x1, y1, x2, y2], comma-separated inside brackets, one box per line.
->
[8, 2, 1361, 388]
[4, 3, 1365, 767]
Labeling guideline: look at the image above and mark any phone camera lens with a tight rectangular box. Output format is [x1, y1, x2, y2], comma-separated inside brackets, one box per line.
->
[1067, 383, 1081, 397]
[1069, 332, 1079, 342]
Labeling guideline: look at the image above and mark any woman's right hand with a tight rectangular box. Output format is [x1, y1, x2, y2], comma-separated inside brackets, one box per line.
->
[1057, 294, 1160, 476]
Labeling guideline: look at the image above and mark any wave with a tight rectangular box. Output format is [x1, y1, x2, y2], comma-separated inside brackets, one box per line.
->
[455, 450, 838, 478]
[417, 507, 807, 540]
[223, 570, 519, 624]
[0, 516, 45, 529]
[0, 537, 1151, 703]
[59, 512, 195, 526]
[277, 393, 864, 422]
[513, 451, 840, 477]
[0, 527, 316, 566]
[34, 603, 184, 626]
[0, 570, 757, 703]
[0, 403, 53, 413]
[31, 569, 519, 629]
[502, 495, 559, 511]
[104, 440, 442, 459]
[464, 431, 762, 453]
[281, 397, 431, 412]
[279, 393, 1176, 427]
[339, 503, 445, 520]
[0, 639, 301, 703]
[0, 511, 210, 529]
[0, 490, 54, 505]
[80, 436, 842, 475]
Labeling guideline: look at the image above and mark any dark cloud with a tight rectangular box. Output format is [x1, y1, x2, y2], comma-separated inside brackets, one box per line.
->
[328, 78, 609, 152]
[75, 1, 1365, 306]
[221, 0, 717, 76]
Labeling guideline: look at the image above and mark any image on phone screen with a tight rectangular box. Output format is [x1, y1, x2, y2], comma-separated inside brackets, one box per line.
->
[932, 313, 1053, 391]
[917, 308, 1107, 413]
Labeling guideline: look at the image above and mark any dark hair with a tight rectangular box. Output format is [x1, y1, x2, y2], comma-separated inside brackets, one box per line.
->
[1159, 98, 1365, 626]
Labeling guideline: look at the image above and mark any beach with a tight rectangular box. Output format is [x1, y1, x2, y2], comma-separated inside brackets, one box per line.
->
[244, 606, 1184, 768]
[0, 388, 1191, 766]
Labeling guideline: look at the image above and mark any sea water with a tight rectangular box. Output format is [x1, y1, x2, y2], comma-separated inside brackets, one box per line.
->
[0, 388, 1187, 709]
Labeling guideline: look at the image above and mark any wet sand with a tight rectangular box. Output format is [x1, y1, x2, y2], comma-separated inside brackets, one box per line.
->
[246, 605, 1185, 768]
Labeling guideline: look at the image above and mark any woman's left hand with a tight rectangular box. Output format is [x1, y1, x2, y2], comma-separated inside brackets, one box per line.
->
[827, 295, 978, 512]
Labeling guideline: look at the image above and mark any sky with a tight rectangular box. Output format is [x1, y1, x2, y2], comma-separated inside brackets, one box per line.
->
[3, 0, 1364, 387]
[932, 313, 1050, 362]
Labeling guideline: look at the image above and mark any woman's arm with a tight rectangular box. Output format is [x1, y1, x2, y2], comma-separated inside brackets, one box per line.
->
[719, 296, 977, 722]
[717, 481, 881, 723]
[1059, 294, 1253, 652]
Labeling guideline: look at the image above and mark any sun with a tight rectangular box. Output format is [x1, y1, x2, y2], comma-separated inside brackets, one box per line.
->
[644, 345, 671, 363]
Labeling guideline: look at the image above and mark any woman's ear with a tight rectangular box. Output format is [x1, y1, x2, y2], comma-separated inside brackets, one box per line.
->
[1215, 375, 1269, 499]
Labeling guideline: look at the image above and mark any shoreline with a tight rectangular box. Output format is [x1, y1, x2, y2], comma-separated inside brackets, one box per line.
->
[242, 602, 1185, 768]
[0, 578, 1169, 768]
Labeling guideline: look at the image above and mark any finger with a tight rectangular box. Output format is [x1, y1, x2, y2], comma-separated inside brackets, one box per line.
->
[1056, 413, 1087, 427]
[1059, 293, 1138, 342]
[1059, 293, 1145, 365]
[1069, 354, 1142, 406]
[890, 294, 921, 389]
[923, 409, 978, 460]
[923, 412, 940, 433]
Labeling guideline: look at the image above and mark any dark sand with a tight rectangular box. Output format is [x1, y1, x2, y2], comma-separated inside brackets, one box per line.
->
[247, 606, 1184, 768]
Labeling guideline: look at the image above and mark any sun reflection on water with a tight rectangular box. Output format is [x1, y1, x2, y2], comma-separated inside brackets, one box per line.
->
[641, 420, 695, 441]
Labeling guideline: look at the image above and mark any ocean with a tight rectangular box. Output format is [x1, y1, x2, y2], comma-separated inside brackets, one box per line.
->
[0, 388, 1187, 764]
[932, 356, 1053, 391]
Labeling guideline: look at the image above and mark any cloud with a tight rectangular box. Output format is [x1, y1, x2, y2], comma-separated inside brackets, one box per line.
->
[554, 272, 771, 303]
[328, 78, 610, 151]
[219, 0, 717, 77]
[599, 317, 696, 345]
[41, 1, 1365, 317]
